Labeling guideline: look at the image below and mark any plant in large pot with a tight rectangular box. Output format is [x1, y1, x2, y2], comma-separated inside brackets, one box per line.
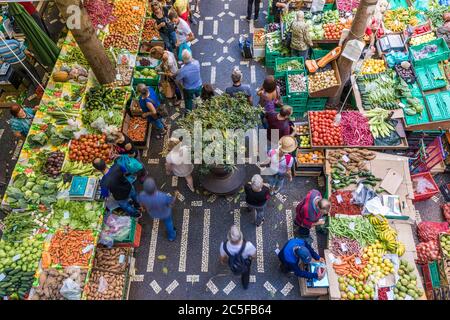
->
[177, 93, 261, 195]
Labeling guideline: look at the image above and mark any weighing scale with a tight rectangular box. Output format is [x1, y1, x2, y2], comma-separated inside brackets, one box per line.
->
[306, 262, 329, 288]
[69, 176, 99, 201]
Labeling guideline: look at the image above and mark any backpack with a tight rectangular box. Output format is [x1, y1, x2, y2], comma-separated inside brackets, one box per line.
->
[223, 240, 249, 275]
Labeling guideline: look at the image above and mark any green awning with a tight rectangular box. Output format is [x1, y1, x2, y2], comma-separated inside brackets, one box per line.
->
[8, 3, 60, 67]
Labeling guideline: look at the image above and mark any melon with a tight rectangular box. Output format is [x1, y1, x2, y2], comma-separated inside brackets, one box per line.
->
[53, 71, 69, 82]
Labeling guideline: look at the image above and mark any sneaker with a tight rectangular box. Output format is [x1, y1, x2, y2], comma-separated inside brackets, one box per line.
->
[245, 17, 251, 22]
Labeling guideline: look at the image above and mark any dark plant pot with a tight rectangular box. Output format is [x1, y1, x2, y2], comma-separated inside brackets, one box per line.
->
[200, 165, 246, 195]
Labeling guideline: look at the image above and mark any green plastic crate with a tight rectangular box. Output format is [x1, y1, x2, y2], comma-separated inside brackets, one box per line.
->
[308, 97, 327, 110]
[425, 91, 450, 121]
[133, 66, 160, 86]
[415, 64, 447, 92]
[275, 57, 305, 78]
[388, 0, 409, 9]
[429, 261, 441, 289]
[312, 48, 330, 60]
[265, 44, 282, 68]
[323, 3, 336, 10]
[402, 97, 430, 126]
[115, 218, 137, 244]
[410, 38, 450, 67]
[286, 70, 308, 102]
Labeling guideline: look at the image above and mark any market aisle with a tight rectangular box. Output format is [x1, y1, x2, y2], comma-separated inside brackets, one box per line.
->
[128, 0, 326, 300]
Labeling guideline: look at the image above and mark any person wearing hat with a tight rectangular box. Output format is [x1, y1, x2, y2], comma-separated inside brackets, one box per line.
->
[260, 135, 297, 195]
[278, 238, 326, 280]
[220, 225, 257, 289]
[165, 137, 195, 192]
[138, 177, 177, 241]
[295, 190, 330, 241]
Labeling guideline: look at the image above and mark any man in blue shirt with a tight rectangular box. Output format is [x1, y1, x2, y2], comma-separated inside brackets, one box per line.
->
[278, 238, 326, 279]
[176, 50, 202, 112]
[138, 178, 177, 241]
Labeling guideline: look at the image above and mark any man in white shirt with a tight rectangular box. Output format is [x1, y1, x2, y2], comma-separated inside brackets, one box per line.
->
[220, 225, 257, 289]
[169, 11, 195, 59]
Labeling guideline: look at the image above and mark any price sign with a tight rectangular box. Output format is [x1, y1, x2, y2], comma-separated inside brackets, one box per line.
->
[135, 25, 140, 31]
[63, 211, 70, 220]
[312, 154, 318, 160]
[342, 155, 350, 162]
[12, 254, 21, 262]
[119, 254, 125, 264]
[348, 285, 357, 293]
[132, 5, 140, 10]
[336, 195, 343, 203]
[340, 243, 348, 252]
[0, 273, 5, 282]
[116, 73, 122, 80]
[82, 244, 94, 254]
[334, 180, 341, 184]
[355, 257, 362, 265]
[349, 222, 356, 230]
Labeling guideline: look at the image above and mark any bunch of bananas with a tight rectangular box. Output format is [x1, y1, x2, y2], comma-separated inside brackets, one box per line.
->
[367, 215, 406, 256]
[366, 108, 395, 139]
[56, 180, 71, 191]
[62, 160, 98, 176]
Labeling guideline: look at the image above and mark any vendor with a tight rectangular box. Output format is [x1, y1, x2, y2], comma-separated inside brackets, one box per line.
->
[290, 11, 313, 60]
[9, 104, 36, 139]
[271, 0, 302, 23]
[278, 238, 326, 280]
[107, 130, 139, 158]
[294, 189, 330, 241]
[364, 18, 377, 55]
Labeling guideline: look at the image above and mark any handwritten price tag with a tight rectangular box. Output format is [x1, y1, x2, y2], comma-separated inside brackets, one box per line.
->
[12, 254, 21, 262]
[0, 273, 5, 282]
[348, 285, 357, 293]
[340, 243, 348, 252]
[63, 211, 70, 219]
[349, 222, 356, 230]
[82, 244, 94, 254]
[342, 155, 350, 162]
[119, 254, 125, 264]
[336, 195, 343, 203]
[355, 257, 362, 265]
[132, 5, 140, 10]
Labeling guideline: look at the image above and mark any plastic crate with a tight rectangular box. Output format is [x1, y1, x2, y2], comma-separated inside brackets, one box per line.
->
[415, 64, 447, 92]
[265, 46, 282, 68]
[114, 219, 137, 244]
[275, 57, 305, 78]
[425, 91, 450, 122]
[403, 97, 430, 126]
[323, 2, 336, 10]
[115, 222, 142, 248]
[312, 48, 330, 60]
[286, 70, 308, 101]
[410, 38, 450, 67]
[307, 97, 327, 110]
[133, 66, 160, 86]
[411, 171, 440, 201]
[429, 261, 441, 288]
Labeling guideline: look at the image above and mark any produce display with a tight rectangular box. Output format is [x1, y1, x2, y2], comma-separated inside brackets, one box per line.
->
[46, 229, 96, 267]
[68, 134, 111, 163]
[329, 216, 378, 247]
[296, 150, 324, 164]
[104, 34, 140, 52]
[276, 78, 286, 96]
[43, 151, 65, 178]
[109, 0, 146, 34]
[383, 8, 419, 32]
[394, 62, 416, 84]
[85, 269, 126, 300]
[0, 237, 43, 274]
[309, 110, 343, 146]
[336, 0, 360, 12]
[340, 111, 374, 146]
[115, 65, 133, 86]
[366, 108, 396, 139]
[287, 73, 307, 92]
[360, 59, 386, 75]
[298, 135, 311, 148]
[127, 117, 148, 141]
[1, 211, 47, 241]
[52, 65, 89, 84]
[30, 267, 88, 300]
[59, 46, 89, 68]
[265, 31, 282, 52]
[330, 237, 361, 256]
[409, 32, 436, 46]
[93, 247, 130, 272]
[329, 191, 362, 216]
[85, 86, 129, 110]
[142, 19, 160, 41]
[441, 233, 450, 258]
[394, 260, 424, 300]
[368, 215, 405, 256]
[253, 28, 265, 46]
[49, 200, 104, 230]
[425, 5, 450, 28]
[323, 23, 345, 40]
[134, 67, 158, 79]
[358, 72, 398, 110]
[82, 108, 124, 129]
[84, 0, 116, 29]
[308, 70, 338, 93]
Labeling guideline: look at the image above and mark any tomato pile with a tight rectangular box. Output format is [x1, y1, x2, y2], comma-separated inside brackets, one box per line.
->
[323, 23, 345, 40]
[309, 110, 343, 146]
[69, 134, 112, 163]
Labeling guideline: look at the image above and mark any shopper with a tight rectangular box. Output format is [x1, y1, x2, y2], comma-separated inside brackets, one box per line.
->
[107, 131, 139, 158]
[220, 225, 256, 290]
[9, 104, 36, 139]
[136, 83, 166, 139]
[176, 50, 202, 112]
[246, 0, 261, 22]
[294, 189, 330, 240]
[260, 136, 296, 195]
[151, 2, 177, 53]
[19, 1, 50, 36]
[93, 158, 141, 218]
[173, 0, 191, 24]
[257, 75, 282, 114]
[244, 174, 270, 226]
[290, 11, 313, 60]
[266, 105, 294, 142]
[278, 238, 326, 280]
[0, 38, 40, 86]
[150, 46, 182, 105]
[200, 83, 215, 101]
[225, 66, 253, 105]
[138, 177, 177, 241]
[168, 11, 195, 61]
[165, 137, 195, 192]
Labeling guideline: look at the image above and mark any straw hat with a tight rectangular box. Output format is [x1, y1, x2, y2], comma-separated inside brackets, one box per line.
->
[279, 136, 298, 153]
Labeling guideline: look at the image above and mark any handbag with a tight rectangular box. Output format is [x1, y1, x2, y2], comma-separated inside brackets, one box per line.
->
[160, 76, 175, 99]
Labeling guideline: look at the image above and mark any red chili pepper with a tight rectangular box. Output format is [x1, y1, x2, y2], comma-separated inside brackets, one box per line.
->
[329, 191, 362, 216]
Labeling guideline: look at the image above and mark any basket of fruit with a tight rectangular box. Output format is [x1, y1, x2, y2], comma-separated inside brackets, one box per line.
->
[296, 149, 325, 166]
[132, 66, 160, 86]
[408, 31, 436, 47]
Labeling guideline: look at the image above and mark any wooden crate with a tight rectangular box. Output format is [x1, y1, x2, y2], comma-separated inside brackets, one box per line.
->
[308, 60, 341, 98]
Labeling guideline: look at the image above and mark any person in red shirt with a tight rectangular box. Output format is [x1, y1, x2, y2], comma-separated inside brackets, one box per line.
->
[294, 189, 330, 242]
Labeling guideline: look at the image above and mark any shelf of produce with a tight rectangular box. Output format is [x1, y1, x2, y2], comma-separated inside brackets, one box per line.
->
[312, 39, 340, 44]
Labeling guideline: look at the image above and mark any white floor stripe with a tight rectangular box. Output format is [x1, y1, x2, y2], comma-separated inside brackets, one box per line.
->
[250, 275, 256, 283]
[187, 275, 200, 283]
[198, 21, 204, 35]
[214, 88, 224, 95]
[213, 20, 218, 35]
[204, 35, 213, 40]
[217, 38, 225, 44]
[130, 274, 144, 282]
[223, 281, 236, 295]
[202, 62, 211, 66]
[233, 209, 240, 229]
[191, 38, 199, 45]
[216, 56, 224, 63]
[227, 37, 235, 44]
[146, 219, 160, 272]
[201, 209, 211, 272]
[223, 46, 228, 54]
[165, 280, 179, 294]
[256, 225, 264, 273]
[148, 158, 160, 164]
[150, 280, 161, 294]
[250, 20, 254, 34]
[227, 56, 235, 63]
[211, 66, 216, 84]
[228, 12, 236, 17]
[194, 13, 200, 18]
[234, 19, 239, 34]
[281, 282, 294, 296]
[285, 210, 294, 240]
[251, 65, 256, 83]
[207, 279, 219, 295]
[240, 61, 249, 66]
[205, 16, 214, 20]
[218, 12, 226, 17]
[264, 281, 277, 295]
[178, 209, 190, 272]
[224, 3, 229, 9]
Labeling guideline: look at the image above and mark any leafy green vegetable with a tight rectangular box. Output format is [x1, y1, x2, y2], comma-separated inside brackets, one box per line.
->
[50, 200, 104, 230]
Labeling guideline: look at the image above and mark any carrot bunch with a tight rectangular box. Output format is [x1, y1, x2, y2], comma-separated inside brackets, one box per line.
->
[333, 254, 367, 278]
[48, 229, 95, 267]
